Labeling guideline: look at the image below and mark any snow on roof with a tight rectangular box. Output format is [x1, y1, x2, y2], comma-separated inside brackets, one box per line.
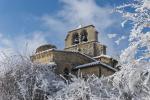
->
[74, 61, 117, 72]
[33, 49, 96, 62]
[34, 48, 55, 55]
[68, 24, 95, 33]
[93, 54, 112, 59]
[33, 49, 79, 56]
[48, 62, 56, 65]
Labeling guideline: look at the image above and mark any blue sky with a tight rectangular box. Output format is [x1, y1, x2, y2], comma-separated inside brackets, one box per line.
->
[0, 0, 132, 57]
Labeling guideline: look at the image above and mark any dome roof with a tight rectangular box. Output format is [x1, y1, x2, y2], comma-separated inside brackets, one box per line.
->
[36, 44, 57, 53]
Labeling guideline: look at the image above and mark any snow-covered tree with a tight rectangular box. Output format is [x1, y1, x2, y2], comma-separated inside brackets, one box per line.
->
[0, 55, 65, 100]
[51, 0, 150, 100]
[112, 0, 150, 99]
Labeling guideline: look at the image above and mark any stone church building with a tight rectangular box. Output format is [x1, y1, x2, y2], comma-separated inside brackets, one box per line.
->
[31, 25, 118, 78]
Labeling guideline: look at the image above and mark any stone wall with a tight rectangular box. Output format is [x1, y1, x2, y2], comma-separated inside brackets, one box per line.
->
[65, 41, 106, 57]
[73, 64, 115, 77]
[30, 50, 54, 64]
[94, 43, 106, 56]
[100, 66, 115, 76]
[94, 56, 118, 68]
[31, 50, 95, 75]
[52, 50, 95, 75]
[76, 66, 100, 77]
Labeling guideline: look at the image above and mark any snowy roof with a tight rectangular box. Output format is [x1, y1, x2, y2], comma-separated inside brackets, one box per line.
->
[93, 54, 118, 62]
[93, 54, 112, 59]
[68, 24, 95, 33]
[32, 49, 96, 62]
[34, 48, 55, 55]
[47, 62, 57, 65]
[74, 61, 117, 72]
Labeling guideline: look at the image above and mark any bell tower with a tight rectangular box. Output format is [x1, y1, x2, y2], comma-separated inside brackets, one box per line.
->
[64, 25, 106, 57]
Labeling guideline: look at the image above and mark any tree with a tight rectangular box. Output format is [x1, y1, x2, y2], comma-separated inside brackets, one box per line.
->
[52, 0, 150, 100]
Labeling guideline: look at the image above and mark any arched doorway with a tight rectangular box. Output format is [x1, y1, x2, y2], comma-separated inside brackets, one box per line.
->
[63, 68, 69, 79]
[72, 33, 79, 44]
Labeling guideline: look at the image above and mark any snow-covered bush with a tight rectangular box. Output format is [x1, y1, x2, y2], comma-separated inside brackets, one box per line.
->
[51, 0, 150, 100]
[0, 55, 65, 100]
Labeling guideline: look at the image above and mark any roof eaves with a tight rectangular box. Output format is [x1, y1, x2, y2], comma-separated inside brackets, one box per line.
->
[74, 61, 117, 72]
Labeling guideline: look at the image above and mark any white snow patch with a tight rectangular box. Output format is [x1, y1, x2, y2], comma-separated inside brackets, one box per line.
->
[121, 20, 127, 28]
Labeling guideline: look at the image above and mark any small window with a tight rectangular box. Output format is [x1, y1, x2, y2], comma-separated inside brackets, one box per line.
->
[81, 30, 88, 42]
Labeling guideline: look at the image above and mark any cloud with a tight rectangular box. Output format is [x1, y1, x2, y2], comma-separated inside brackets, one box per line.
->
[14, 31, 48, 55]
[41, 0, 116, 32]
[0, 0, 124, 59]
[41, 15, 68, 32]
[0, 33, 14, 61]
[0, 33, 12, 47]
[0, 31, 48, 61]
[107, 33, 117, 39]
[115, 36, 126, 45]
[60, 0, 115, 29]
[41, 0, 122, 56]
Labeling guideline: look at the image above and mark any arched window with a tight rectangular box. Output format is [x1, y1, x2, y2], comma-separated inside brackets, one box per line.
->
[72, 33, 79, 44]
[63, 68, 69, 79]
[81, 30, 88, 42]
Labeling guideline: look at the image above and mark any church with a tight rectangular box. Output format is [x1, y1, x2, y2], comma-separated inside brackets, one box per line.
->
[30, 25, 118, 78]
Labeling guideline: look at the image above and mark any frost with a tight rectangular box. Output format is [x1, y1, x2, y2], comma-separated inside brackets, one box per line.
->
[0, 55, 65, 100]
[121, 20, 127, 28]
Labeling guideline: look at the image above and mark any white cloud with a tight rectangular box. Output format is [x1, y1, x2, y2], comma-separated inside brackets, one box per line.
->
[41, 0, 116, 32]
[0, 31, 48, 61]
[0, 0, 123, 59]
[41, 0, 121, 56]
[107, 33, 117, 39]
[14, 31, 48, 55]
[0, 33, 14, 61]
[115, 36, 126, 45]
[60, 0, 116, 30]
[0, 33, 12, 47]
[41, 15, 68, 32]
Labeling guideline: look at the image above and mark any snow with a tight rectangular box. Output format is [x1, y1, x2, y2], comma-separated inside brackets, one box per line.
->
[0, 55, 65, 100]
[121, 20, 127, 28]
[34, 48, 55, 55]
[76, 24, 82, 29]
[99, 54, 112, 58]
[75, 61, 117, 72]
[139, 0, 150, 11]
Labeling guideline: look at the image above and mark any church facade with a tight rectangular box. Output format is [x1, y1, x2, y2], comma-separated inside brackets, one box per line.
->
[30, 25, 118, 78]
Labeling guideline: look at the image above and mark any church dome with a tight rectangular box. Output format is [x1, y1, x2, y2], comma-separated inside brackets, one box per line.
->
[36, 44, 57, 53]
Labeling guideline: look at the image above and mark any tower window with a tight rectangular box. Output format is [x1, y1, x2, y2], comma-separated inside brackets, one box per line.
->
[81, 30, 88, 42]
[72, 33, 79, 44]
